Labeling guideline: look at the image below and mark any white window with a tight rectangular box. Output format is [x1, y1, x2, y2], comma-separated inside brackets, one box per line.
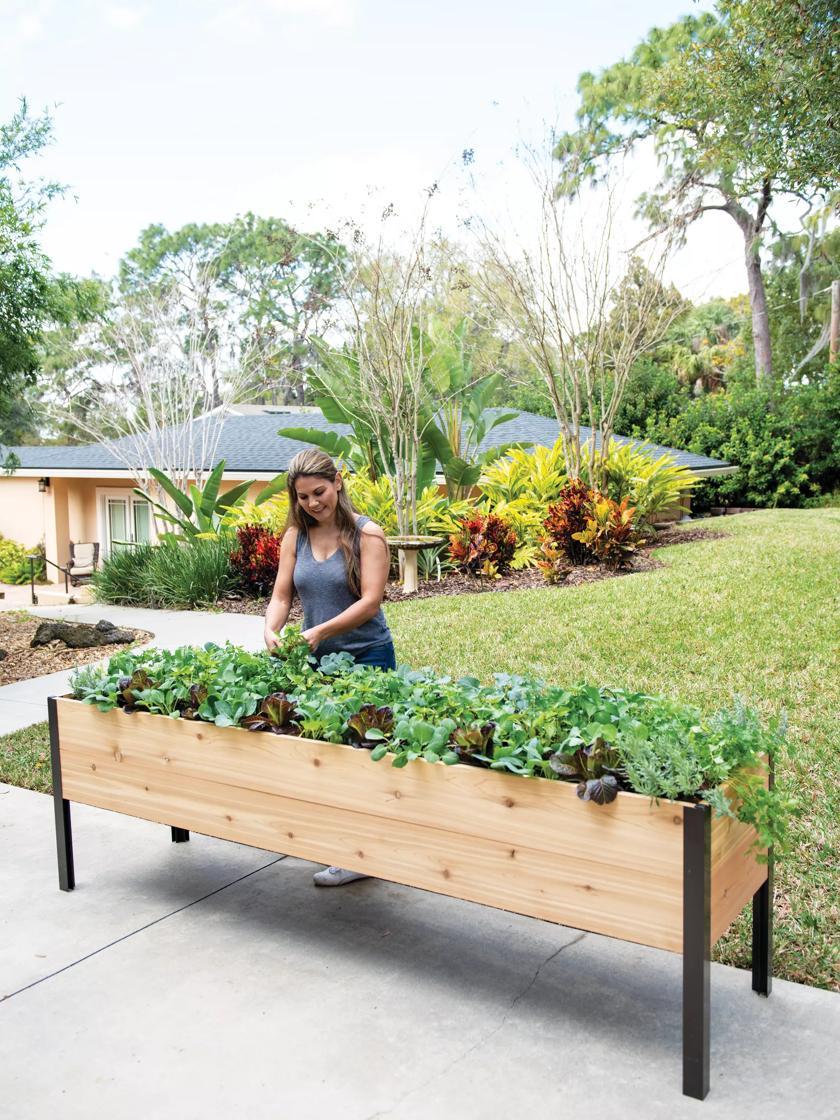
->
[96, 490, 155, 557]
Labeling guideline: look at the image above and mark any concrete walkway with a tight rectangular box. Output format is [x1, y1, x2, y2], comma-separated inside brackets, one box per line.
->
[0, 605, 264, 735]
[2, 784, 838, 1119]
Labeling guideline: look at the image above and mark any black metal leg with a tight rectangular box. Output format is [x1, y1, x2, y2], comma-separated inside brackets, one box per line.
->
[683, 803, 711, 1100]
[751, 859, 773, 996]
[55, 798, 75, 891]
[171, 827, 190, 843]
[48, 697, 75, 891]
[752, 750, 774, 996]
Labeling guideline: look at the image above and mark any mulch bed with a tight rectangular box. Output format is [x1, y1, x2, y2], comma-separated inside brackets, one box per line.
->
[0, 612, 154, 687]
[217, 524, 727, 616]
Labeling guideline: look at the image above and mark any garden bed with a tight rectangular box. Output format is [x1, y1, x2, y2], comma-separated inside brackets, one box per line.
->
[0, 612, 153, 687]
[48, 690, 772, 1100]
[218, 524, 726, 615]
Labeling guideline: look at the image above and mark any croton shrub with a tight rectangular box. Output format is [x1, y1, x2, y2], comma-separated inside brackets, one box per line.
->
[448, 512, 518, 578]
[538, 481, 644, 581]
[229, 524, 284, 597]
[71, 627, 792, 853]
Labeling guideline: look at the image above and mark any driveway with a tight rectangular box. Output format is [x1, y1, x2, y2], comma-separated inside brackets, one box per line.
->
[2, 785, 839, 1119]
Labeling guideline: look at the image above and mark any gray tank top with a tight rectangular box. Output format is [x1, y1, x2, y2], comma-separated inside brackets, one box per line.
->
[293, 515, 392, 658]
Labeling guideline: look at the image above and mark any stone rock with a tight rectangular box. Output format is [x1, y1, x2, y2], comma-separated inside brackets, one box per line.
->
[95, 619, 117, 632]
[101, 627, 136, 644]
[30, 621, 136, 649]
[0, 648, 7, 661]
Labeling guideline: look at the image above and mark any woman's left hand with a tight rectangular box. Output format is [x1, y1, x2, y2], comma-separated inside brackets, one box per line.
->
[301, 626, 324, 652]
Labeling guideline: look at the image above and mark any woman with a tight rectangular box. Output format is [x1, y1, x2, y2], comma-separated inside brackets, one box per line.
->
[263, 448, 395, 887]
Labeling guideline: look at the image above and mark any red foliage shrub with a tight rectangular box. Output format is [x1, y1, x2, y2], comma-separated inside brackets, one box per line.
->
[449, 512, 518, 578]
[537, 480, 644, 579]
[230, 524, 283, 596]
[572, 494, 644, 568]
[540, 479, 593, 566]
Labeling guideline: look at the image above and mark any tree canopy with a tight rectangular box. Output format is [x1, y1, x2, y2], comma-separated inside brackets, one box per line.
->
[553, 2, 840, 383]
[0, 101, 63, 426]
[118, 214, 347, 402]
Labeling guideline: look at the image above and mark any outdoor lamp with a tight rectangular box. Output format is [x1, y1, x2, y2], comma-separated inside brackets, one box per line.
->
[38, 477, 50, 492]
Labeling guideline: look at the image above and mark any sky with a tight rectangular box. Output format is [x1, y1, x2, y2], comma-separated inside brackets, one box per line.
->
[2, 0, 757, 303]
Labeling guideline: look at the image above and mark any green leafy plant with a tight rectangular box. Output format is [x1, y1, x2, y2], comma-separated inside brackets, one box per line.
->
[420, 318, 530, 500]
[220, 494, 289, 535]
[134, 460, 286, 543]
[69, 647, 792, 852]
[0, 536, 44, 584]
[267, 624, 315, 682]
[94, 536, 237, 609]
[346, 475, 473, 539]
[585, 441, 694, 527]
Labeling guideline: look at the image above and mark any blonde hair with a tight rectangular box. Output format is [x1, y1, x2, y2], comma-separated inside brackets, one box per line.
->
[286, 449, 363, 597]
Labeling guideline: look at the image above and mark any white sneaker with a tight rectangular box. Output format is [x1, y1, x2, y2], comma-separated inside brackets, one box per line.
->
[312, 865, 370, 887]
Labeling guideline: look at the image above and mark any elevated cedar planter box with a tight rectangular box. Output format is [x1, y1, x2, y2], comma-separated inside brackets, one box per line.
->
[48, 695, 773, 1101]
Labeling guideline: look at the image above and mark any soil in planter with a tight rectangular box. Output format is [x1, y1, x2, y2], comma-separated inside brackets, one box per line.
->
[0, 612, 154, 686]
[217, 524, 728, 615]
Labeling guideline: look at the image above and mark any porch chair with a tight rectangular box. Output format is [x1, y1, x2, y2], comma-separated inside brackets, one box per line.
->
[67, 541, 100, 586]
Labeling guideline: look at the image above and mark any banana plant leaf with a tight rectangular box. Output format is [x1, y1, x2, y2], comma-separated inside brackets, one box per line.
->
[215, 478, 255, 511]
[277, 427, 354, 461]
[146, 467, 194, 517]
[254, 473, 288, 505]
[198, 461, 226, 517]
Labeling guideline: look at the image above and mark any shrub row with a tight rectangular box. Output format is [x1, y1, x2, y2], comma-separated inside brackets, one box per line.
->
[447, 482, 645, 580]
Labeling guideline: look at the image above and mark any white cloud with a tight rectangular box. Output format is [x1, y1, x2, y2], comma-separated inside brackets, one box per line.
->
[205, 0, 357, 36]
[100, 4, 148, 30]
[205, 2, 264, 38]
[16, 12, 44, 40]
[4, 1, 54, 48]
[266, 0, 356, 28]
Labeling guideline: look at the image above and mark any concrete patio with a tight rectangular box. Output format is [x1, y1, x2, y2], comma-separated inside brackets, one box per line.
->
[2, 784, 839, 1119]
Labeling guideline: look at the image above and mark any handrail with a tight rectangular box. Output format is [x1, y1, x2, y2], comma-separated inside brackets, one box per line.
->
[27, 554, 69, 605]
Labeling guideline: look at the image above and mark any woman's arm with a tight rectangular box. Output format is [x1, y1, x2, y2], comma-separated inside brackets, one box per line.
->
[302, 523, 390, 650]
[263, 527, 298, 650]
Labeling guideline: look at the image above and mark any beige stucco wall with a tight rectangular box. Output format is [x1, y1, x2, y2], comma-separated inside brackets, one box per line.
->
[0, 474, 141, 583]
[0, 477, 49, 551]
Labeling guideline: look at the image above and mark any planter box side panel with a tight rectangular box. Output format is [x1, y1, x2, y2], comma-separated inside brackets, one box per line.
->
[56, 699, 685, 952]
[710, 811, 768, 945]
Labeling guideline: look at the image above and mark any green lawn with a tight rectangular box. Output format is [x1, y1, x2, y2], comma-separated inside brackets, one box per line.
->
[385, 509, 839, 991]
[2, 510, 837, 989]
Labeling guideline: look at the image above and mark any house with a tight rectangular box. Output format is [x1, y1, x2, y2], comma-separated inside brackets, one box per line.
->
[0, 407, 735, 581]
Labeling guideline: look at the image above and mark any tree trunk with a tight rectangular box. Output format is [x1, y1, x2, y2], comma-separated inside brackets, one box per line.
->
[744, 238, 772, 383]
[726, 186, 773, 384]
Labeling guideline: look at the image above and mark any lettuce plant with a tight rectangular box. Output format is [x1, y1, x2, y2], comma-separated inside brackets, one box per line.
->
[241, 692, 302, 735]
[449, 722, 496, 766]
[117, 670, 153, 711]
[346, 704, 395, 747]
[549, 741, 624, 804]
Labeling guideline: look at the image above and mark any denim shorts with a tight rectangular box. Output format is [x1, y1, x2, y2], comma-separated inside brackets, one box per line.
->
[352, 641, 397, 671]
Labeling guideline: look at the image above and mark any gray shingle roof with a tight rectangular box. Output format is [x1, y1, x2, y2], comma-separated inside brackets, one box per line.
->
[5, 409, 731, 474]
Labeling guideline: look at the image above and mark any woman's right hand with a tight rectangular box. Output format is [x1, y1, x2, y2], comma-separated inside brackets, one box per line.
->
[264, 627, 280, 653]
